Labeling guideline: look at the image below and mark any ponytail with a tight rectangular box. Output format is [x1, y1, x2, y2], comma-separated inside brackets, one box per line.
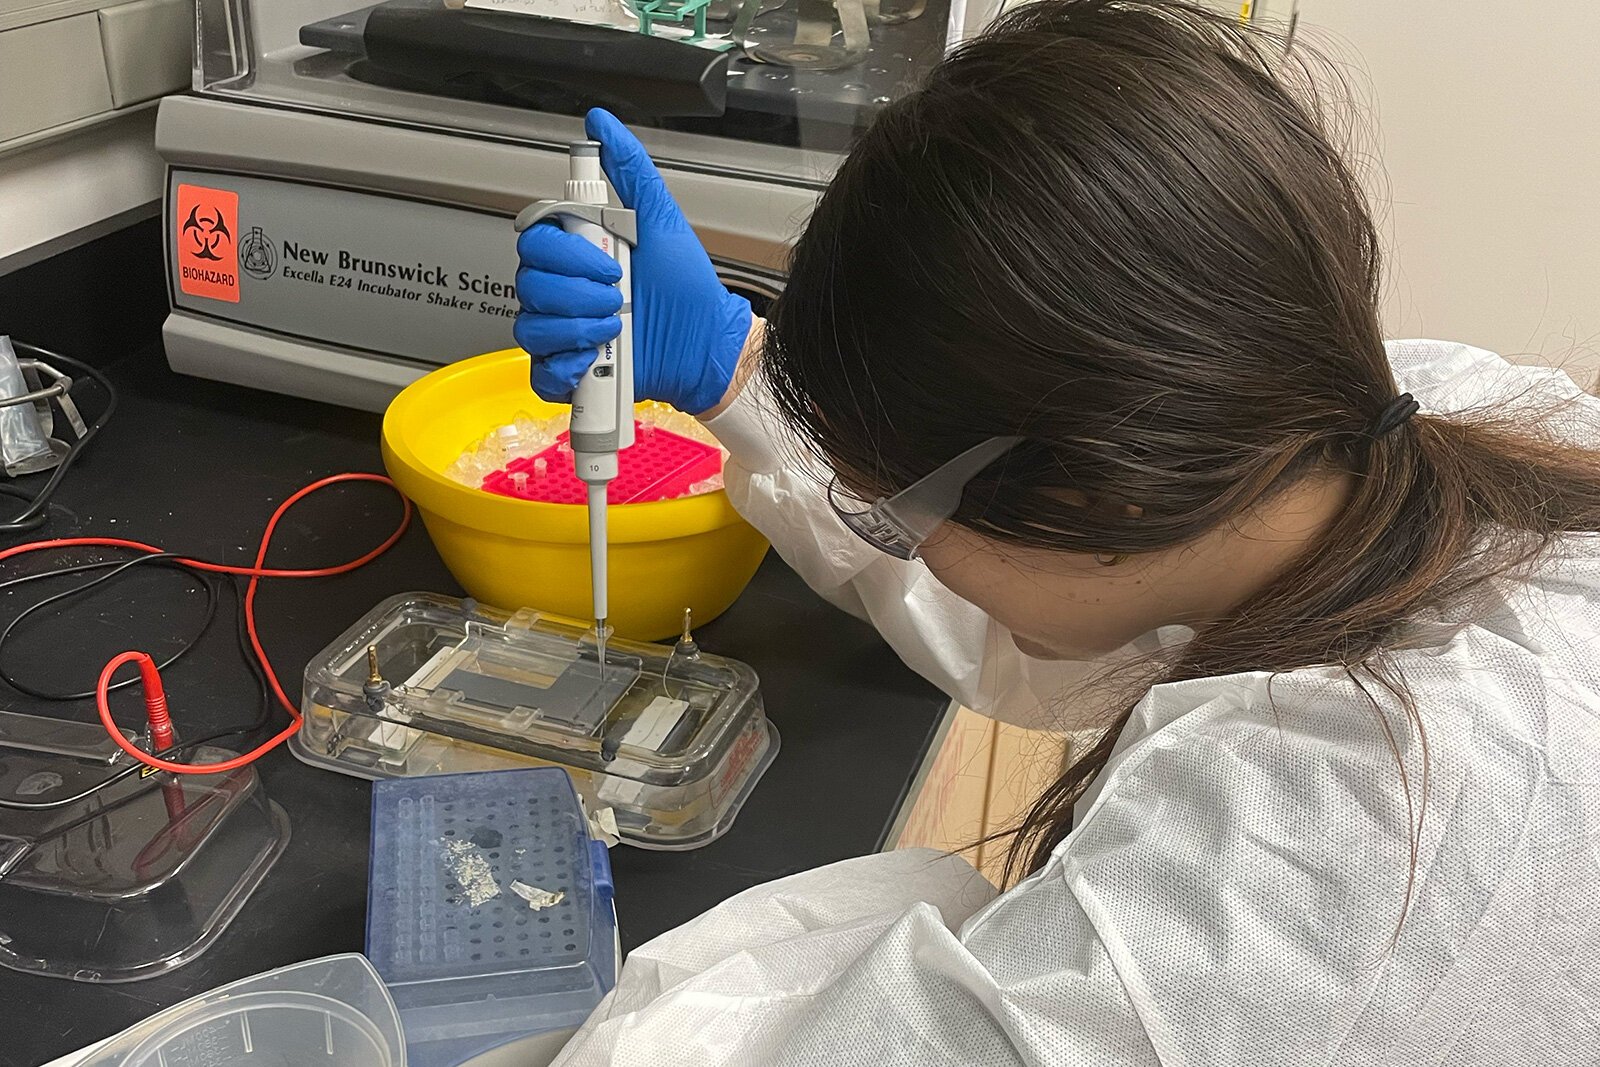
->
[1006, 396, 1600, 882]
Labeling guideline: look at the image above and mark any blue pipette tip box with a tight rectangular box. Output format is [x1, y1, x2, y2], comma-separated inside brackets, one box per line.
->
[366, 767, 618, 1067]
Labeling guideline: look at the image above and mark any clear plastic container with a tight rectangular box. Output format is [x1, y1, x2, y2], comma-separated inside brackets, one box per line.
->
[76, 954, 406, 1066]
[294, 593, 778, 850]
[0, 713, 290, 983]
[368, 768, 618, 1067]
[194, 0, 1000, 163]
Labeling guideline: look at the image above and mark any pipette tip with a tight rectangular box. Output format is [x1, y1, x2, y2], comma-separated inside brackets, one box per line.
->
[595, 618, 608, 676]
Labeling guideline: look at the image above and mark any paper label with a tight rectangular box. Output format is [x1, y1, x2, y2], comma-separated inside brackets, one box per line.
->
[464, 0, 634, 31]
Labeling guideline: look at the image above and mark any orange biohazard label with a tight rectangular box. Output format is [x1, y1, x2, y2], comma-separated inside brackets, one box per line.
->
[175, 184, 241, 302]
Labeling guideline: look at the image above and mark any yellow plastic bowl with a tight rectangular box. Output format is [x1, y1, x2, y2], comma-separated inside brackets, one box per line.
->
[382, 349, 769, 641]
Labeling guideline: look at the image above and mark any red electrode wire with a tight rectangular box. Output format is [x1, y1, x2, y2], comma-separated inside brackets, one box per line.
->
[0, 472, 412, 776]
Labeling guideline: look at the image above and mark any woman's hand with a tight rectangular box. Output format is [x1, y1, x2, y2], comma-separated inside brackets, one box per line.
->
[514, 108, 754, 417]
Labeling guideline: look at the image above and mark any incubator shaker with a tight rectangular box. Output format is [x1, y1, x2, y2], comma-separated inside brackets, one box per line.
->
[162, 0, 999, 409]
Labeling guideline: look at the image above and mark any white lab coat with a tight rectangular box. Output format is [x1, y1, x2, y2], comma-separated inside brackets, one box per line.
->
[552, 341, 1600, 1066]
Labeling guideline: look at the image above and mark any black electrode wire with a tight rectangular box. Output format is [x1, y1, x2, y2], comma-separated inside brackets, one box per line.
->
[0, 553, 219, 700]
[0, 344, 284, 814]
[0, 570, 274, 812]
[0, 342, 118, 536]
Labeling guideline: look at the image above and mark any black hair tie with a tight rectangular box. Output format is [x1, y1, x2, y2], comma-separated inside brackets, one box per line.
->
[1370, 393, 1420, 438]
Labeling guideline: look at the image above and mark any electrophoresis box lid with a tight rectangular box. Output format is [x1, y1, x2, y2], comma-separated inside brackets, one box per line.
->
[367, 767, 617, 1067]
[0, 711, 289, 983]
[294, 593, 778, 849]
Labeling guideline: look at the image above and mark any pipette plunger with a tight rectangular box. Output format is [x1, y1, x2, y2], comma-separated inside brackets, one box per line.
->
[514, 144, 637, 674]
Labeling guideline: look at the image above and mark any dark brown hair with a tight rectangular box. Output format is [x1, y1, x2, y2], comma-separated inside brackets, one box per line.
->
[763, 0, 1600, 885]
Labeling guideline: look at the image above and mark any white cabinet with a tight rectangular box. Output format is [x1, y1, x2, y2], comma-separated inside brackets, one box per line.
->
[0, 0, 191, 153]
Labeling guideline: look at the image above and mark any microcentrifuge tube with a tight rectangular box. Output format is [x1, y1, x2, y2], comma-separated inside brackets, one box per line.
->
[511, 471, 530, 494]
[496, 425, 523, 460]
[534, 457, 549, 477]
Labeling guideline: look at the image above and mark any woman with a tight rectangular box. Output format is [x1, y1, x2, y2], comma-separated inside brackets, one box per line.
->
[514, 2, 1600, 1062]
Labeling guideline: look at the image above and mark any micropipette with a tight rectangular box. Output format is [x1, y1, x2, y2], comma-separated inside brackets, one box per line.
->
[515, 144, 638, 672]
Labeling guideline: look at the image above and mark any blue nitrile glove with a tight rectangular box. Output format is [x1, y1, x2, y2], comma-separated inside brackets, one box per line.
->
[514, 109, 752, 416]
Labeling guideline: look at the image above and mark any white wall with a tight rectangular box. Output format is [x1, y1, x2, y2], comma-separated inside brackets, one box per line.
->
[1303, 0, 1600, 388]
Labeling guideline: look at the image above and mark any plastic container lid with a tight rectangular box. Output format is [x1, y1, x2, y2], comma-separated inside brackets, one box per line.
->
[76, 954, 405, 1066]
[367, 768, 617, 1067]
[0, 713, 289, 983]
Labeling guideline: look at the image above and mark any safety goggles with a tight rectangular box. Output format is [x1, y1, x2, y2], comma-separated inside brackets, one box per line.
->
[826, 436, 1024, 560]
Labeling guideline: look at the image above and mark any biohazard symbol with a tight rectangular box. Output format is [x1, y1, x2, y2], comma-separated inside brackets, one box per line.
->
[182, 204, 232, 261]
[175, 184, 240, 302]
